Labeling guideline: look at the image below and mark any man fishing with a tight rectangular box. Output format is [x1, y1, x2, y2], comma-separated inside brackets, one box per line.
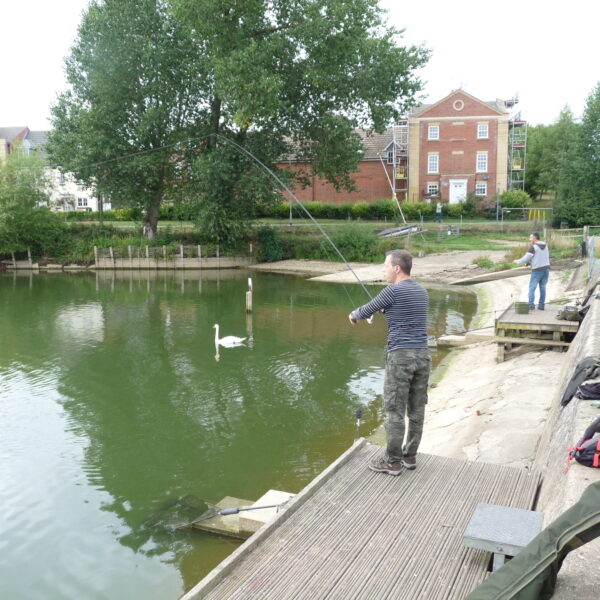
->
[513, 232, 550, 311]
[349, 249, 431, 475]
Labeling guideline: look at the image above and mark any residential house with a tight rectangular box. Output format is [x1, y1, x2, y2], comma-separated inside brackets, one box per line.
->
[279, 90, 516, 206]
[0, 126, 109, 212]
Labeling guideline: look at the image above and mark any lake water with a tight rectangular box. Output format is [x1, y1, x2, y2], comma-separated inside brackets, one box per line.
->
[0, 270, 476, 599]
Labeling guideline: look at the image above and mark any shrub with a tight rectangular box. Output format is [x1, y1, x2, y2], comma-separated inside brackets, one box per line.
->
[255, 226, 288, 262]
[500, 189, 533, 209]
[400, 201, 435, 221]
[350, 202, 370, 219]
[329, 224, 379, 262]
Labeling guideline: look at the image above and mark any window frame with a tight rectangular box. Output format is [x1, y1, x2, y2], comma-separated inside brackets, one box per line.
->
[427, 183, 439, 196]
[77, 197, 88, 207]
[428, 124, 440, 141]
[475, 182, 487, 196]
[476, 151, 488, 173]
[477, 123, 489, 139]
[427, 153, 439, 174]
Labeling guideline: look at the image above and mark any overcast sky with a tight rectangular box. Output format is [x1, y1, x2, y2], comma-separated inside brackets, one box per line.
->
[2, 0, 598, 130]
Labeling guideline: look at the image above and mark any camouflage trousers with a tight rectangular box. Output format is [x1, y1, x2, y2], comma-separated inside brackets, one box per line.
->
[383, 348, 431, 463]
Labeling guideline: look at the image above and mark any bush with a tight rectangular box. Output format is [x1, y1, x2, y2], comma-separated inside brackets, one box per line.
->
[255, 226, 289, 262]
[0, 207, 70, 257]
[329, 224, 379, 262]
[500, 189, 533, 209]
[400, 201, 436, 221]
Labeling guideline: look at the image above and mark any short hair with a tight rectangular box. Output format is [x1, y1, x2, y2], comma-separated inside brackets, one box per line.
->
[532, 232, 540, 240]
[386, 249, 413, 275]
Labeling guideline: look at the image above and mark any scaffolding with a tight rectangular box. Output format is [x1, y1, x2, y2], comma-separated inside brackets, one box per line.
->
[507, 97, 527, 190]
[392, 119, 409, 202]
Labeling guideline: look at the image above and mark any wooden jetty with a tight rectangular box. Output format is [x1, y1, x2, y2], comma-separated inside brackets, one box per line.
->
[182, 440, 541, 600]
[495, 303, 579, 362]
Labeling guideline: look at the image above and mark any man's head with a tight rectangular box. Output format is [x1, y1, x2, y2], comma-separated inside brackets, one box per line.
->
[529, 232, 540, 243]
[384, 249, 412, 283]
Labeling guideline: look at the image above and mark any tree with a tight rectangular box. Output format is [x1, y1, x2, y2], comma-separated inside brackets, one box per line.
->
[175, 0, 428, 244]
[0, 143, 67, 256]
[49, 0, 428, 242]
[525, 108, 579, 201]
[48, 0, 209, 239]
[555, 85, 600, 225]
[0, 142, 50, 210]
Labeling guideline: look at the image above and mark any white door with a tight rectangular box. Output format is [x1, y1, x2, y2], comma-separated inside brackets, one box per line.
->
[449, 179, 467, 204]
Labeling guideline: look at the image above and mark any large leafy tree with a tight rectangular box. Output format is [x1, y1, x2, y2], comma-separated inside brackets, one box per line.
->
[49, 0, 207, 238]
[49, 0, 428, 241]
[525, 108, 579, 201]
[555, 85, 600, 225]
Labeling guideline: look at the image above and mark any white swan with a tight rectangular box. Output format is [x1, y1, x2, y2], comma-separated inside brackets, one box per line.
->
[213, 324, 246, 348]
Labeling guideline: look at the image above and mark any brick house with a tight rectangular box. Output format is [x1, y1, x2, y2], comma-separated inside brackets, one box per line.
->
[407, 89, 509, 203]
[279, 90, 510, 205]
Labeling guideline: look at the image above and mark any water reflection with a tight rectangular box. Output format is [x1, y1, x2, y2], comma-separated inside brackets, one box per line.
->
[0, 270, 476, 599]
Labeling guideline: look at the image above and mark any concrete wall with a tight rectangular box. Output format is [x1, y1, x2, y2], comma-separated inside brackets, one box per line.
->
[534, 282, 600, 523]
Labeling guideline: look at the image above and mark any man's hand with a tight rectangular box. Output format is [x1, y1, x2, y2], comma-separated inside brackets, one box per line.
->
[348, 313, 357, 325]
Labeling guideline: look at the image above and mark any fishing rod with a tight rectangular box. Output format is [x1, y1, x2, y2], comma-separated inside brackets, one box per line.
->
[175, 502, 287, 530]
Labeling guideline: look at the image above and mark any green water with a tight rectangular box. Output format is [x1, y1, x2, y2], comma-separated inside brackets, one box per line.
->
[0, 270, 476, 599]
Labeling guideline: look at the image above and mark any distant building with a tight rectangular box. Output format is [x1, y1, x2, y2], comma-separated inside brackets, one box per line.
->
[279, 89, 521, 205]
[407, 89, 509, 203]
[0, 126, 110, 212]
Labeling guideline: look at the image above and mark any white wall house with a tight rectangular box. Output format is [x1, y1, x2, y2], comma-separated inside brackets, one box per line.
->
[0, 126, 110, 212]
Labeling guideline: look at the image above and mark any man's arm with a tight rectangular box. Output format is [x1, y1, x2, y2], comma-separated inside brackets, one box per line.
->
[514, 245, 535, 265]
[349, 287, 393, 324]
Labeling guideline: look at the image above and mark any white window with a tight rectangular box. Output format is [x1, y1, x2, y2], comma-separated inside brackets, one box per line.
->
[477, 123, 489, 139]
[476, 152, 488, 172]
[59, 172, 66, 184]
[428, 125, 440, 140]
[475, 182, 487, 196]
[428, 153, 439, 174]
[77, 197, 88, 207]
[427, 183, 439, 196]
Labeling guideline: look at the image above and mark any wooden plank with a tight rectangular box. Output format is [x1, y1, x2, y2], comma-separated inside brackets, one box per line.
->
[184, 444, 542, 600]
[494, 336, 570, 347]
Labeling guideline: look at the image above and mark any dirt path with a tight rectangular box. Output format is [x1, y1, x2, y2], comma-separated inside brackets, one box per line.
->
[250, 250, 512, 285]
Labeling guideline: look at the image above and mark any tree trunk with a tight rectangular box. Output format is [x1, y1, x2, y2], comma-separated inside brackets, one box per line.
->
[208, 96, 221, 150]
[98, 194, 104, 226]
[143, 197, 161, 239]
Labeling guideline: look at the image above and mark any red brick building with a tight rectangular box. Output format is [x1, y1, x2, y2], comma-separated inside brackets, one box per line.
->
[408, 90, 509, 203]
[279, 90, 510, 205]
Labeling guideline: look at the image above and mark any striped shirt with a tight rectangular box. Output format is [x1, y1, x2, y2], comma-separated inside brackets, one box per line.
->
[351, 280, 429, 350]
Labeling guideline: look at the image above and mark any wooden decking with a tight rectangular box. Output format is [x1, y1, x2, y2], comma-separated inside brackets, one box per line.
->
[183, 441, 541, 600]
[495, 304, 580, 361]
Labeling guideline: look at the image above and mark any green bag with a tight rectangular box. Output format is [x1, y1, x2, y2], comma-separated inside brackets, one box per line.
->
[465, 482, 600, 600]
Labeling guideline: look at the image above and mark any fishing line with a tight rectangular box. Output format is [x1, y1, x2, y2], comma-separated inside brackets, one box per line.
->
[211, 133, 376, 307]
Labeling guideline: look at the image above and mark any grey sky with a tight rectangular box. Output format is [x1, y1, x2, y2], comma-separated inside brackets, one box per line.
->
[1, 0, 597, 130]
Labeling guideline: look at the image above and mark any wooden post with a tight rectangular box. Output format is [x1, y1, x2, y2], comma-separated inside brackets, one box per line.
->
[246, 290, 253, 312]
[94, 245, 98, 267]
[128, 245, 132, 259]
[27, 248, 32, 269]
[198, 244, 202, 269]
[217, 244, 220, 269]
[146, 245, 150, 270]
[11, 252, 16, 270]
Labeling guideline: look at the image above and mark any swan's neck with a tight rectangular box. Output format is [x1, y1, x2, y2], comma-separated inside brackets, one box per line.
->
[214, 325, 219, 345]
